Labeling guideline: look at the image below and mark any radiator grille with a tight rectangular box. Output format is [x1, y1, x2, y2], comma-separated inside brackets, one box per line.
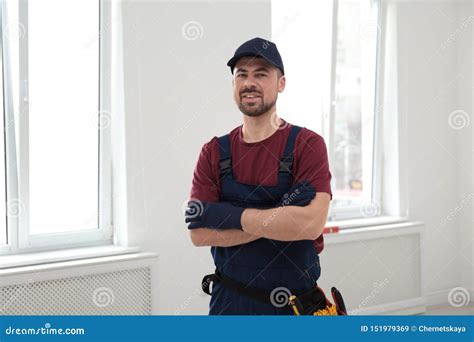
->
[0, 267, 151, 315]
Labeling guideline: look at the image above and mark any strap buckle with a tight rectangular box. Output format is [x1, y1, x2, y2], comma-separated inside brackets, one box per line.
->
[219, 157, 232, 178]
[279, 156, 294, 173]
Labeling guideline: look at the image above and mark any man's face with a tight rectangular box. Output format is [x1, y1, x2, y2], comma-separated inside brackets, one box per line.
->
[232, 56, 285, 117]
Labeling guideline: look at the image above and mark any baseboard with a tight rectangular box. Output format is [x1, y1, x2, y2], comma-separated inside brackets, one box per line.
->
[425, 287, 474, 308]
[349, 297, 426, 315]
[351, 287, 474, 315]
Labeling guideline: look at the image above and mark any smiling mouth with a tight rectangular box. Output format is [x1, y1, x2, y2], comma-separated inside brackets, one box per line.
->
[241, 93, 261, 101]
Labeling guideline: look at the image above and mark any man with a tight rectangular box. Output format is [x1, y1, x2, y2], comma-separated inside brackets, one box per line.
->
[185, 37, 332, 315]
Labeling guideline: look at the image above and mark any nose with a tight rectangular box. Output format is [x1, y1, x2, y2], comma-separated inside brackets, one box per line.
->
[242, 74, 258, 87]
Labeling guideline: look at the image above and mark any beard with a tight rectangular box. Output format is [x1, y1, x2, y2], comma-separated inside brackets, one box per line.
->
[237, 97, 277, 117]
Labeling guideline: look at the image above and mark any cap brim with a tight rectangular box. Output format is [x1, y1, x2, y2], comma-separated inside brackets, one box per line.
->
[227, 52, 282, 74]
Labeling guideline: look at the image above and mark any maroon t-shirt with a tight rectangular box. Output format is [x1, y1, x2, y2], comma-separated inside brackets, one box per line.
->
[189, 119, 332, 253]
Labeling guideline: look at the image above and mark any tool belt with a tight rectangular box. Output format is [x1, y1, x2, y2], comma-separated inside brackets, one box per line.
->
[202, 269, 348, 316]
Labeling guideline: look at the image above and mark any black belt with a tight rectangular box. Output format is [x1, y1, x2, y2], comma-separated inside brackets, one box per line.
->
[202, 269, 329, 315]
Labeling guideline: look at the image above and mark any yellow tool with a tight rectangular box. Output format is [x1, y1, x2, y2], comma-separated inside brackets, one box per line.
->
[313, 304, 338, 316]
[288, 286, 347, 316]
[288, 295, 302, 315]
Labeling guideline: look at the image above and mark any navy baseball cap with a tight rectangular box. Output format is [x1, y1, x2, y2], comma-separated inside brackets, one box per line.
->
[227, 37, 284, 75]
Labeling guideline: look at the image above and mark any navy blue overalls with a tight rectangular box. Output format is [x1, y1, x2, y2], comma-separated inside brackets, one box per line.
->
[208, 125, 321, 315]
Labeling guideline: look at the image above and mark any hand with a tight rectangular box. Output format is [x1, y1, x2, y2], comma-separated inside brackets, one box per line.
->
[277, 181, 316, 207]
[185, 200, 245, 230]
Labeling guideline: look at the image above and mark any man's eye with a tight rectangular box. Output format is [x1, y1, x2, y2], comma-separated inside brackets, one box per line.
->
[256, 73, 267, 78]
[236, 74, 246, 78]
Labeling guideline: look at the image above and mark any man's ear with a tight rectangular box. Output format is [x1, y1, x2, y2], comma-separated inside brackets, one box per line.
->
[278, 75, 286, 93]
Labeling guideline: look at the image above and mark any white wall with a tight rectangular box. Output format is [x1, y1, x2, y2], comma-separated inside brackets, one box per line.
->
[118, 0, 472, 314]
[454, 0, 474, 299]
[120, 0, 271, 314]
[394, 0, 473, 304]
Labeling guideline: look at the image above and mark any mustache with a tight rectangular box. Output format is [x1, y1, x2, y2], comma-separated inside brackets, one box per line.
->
[240, 88, 261, 96]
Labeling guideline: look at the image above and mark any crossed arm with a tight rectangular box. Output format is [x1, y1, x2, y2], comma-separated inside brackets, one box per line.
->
[189, 192, 330, 247]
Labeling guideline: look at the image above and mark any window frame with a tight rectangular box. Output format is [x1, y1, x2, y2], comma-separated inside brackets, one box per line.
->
[0, 1, 15, 255]
[0, 0, 113, 255]
[324, 0, 383, 221]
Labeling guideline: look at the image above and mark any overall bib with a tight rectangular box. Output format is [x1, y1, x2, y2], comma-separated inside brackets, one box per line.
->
[209, 125, 321, 315]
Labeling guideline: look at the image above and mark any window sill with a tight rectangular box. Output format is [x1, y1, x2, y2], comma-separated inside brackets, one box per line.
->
[0, 245, 145, 270]
[323, 217, 425, 244]
[326, 215, 411, 229]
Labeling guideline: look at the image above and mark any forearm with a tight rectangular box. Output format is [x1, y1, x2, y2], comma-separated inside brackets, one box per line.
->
[189, 227, 260, 247]
[241, 205, 325, 241]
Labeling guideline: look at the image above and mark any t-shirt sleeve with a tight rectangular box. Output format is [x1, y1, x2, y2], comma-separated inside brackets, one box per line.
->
[189, 137, 220, 202]
[293, 128, 333, 200]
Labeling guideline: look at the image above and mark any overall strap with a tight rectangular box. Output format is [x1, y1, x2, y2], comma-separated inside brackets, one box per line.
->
[279, 125, 302, 174]
[217, 134, 232, 178]
[218, 125, 302, 177]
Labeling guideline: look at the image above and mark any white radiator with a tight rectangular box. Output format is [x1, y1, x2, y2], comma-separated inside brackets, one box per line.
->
[319, 221, 426, 315]
[0, 253, 156, 315]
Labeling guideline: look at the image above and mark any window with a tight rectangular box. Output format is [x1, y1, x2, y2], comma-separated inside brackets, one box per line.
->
[0, 19, 6, 246]
[1, 0, 112, 255]
[272, 0, 381, 220]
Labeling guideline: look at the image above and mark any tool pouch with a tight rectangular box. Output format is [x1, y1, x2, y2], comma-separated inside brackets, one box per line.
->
[289, 285, 348, 316]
